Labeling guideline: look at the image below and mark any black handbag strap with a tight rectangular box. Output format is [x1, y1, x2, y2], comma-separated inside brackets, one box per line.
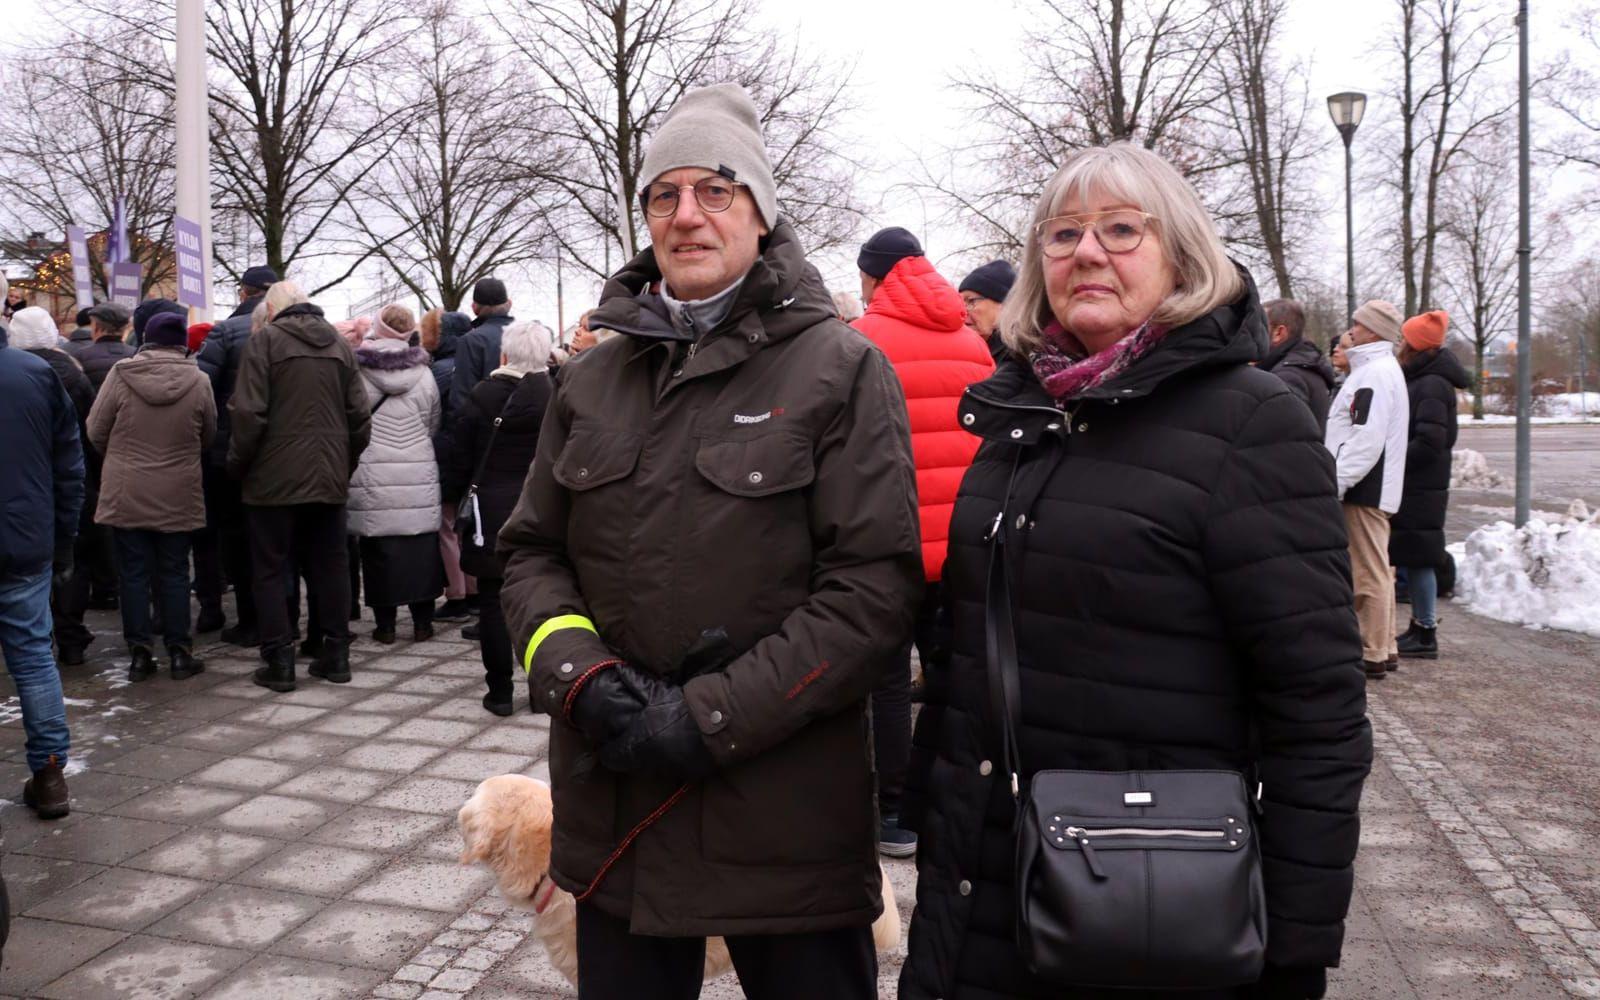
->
[985, 449, 1027, 802]
[465, 395, 516, 494]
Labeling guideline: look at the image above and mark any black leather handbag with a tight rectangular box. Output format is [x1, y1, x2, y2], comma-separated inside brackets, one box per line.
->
[984, 497, 1268, 990]
[455, 399, 513, 554]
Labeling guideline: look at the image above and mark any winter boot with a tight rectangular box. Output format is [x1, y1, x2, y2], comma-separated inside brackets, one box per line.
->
[23, 756, 69, 820]
[1398, 621, 1439, 659]
[878, 813, 918, 858]
[299, 634, 324, 659]
[252, 645, 297, 693]
[1386, 655, 1400, 673]
[58, 643, 87, 667]
[1362, 660, 1387, 680]
[221, 622, 259, 647]
[308, 642, 351, 684]
[194, 606, 225, 634]
[169, 646, 206, 681]
[482, 691, 514, 718]
[127, 645, 158, 683]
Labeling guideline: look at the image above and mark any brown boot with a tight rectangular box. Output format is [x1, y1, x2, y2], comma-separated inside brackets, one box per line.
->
[23, 756, 69, 820]
[1362, 660, 1387, 680]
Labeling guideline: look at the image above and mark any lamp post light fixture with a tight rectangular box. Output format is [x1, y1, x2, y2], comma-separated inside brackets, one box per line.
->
[1327, 91, 1367, 327]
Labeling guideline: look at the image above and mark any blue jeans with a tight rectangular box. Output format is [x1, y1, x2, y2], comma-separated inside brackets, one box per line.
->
[113, 529, 192, 651]
[0, 569, 70, 771]
[1406, 565, 1438, 628]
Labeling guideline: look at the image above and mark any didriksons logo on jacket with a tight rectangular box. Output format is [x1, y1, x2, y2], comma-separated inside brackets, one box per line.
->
[732, 407, 785, 425]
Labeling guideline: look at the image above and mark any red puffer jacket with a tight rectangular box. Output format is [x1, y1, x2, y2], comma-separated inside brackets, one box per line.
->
[854, 255, 995, 581]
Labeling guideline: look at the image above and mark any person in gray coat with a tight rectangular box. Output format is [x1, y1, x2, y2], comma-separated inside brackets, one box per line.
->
[348, 305, 444, 642]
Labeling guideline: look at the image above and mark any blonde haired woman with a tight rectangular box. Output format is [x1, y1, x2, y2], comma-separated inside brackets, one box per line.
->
[900, 144, 1371, 1000]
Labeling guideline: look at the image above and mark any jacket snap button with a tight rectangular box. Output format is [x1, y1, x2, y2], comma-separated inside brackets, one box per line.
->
[1076, 423, 1088, 433]
[672, 369, 683, 378]
[747, 333, 759, 343]
[748, 471, 763, 485]
[1014, 514, 1026, 530]
[958, 879, 972, 896]
[979, 760, 992, 776]
[710, 710, 724, 724]
[962, 413, 976, 426]
[1046, 423, 1060, 431]
[577, 468, 589, 478]
[559, 662, 573, 674]
[1009, 428, 1023, 439]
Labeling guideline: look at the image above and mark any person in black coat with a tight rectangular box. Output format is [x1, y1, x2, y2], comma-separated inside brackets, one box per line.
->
[76, 303, 136, 393]
[900, 144, 1371, 1000]
[1260, 297, 1336, 435]
[1389, 311, 1468, 659]
[440, 319, 553, 716]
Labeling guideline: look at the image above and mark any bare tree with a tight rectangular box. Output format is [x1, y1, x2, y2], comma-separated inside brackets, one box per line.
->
[1548, 5, 1600, 208]
[1212, 0, 1323, 298]
[354, 5, 557, 310]
[499, 0, 862, 280]
[1435, 150, 1517, 419]
[0, 39, 177, 298]
[1383, 0, 1514, 316]
[70, 0, 414, 290]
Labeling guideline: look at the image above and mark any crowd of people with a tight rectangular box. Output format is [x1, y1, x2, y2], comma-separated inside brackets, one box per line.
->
[0, 79, 1476, 1000]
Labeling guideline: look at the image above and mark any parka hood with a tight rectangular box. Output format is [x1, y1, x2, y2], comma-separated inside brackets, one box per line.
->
[864, 255, 968, 334]
[356, 340, 432, 394]
[1403, 345, 1471, 389]
[1263, 335, 1336, 390]
[435, 312, 470, 359]
[272, 303, 337, 349]
[118, 348, 203, 406]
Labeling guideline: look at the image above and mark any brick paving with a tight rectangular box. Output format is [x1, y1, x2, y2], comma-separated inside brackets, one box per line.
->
[2, 590, 1597, 997]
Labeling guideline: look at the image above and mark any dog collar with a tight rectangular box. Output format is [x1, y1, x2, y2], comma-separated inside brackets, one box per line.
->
[532, 875, 557, 915]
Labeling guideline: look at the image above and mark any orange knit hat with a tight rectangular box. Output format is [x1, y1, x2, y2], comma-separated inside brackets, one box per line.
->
[1403, 310, 1448, 351]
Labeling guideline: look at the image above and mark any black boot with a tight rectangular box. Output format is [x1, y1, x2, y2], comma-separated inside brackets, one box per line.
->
[169, 646, 206, 681]
[308, 641, 351, 684]
[482, 691, 513, 717]
[299, 634, 324, 659]
[22, 756, 69, 820]
[194, 606, 225, 634]
[252, 645, 296, 693]
[221, 622, 259, 647]
[1362, 659, 1387, 680]
[58, 643, 87, 667]
[1397, 620, 1438, 659]
[127, 645, 158, 683]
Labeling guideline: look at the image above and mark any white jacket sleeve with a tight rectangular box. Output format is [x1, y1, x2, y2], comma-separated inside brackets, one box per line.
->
[1333, 376, 1392, 496]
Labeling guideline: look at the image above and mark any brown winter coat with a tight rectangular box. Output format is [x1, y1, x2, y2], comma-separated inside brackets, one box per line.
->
[498, 221, 924, 937]
[226, 302, 372, 506]
[86, 347, 216, 532]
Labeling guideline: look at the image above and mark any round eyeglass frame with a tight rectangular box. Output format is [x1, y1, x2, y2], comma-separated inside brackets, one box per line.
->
[1034, 211, 1158, 259]
[640, 177, 748, 218]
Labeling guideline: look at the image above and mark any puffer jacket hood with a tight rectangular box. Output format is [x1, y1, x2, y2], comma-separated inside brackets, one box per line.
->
[119, 347, 200, 406]
[276, 302, 337, 349]
[1390, 346, 1470, 568]
[1403, 344, 1471, 389]
[865, 255, 968, 333]
[437, 311, 471, 355]
[1264, 335, 1336, 390]
[349, 340, 441, 539]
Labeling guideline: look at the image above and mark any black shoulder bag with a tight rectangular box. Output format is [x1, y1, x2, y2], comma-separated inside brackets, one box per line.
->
[455, 398, 514, 553]
[985, 458, 1268, 991]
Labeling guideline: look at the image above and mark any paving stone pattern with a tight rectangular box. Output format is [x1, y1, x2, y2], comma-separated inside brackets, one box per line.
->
[4, 600, 1598, 997]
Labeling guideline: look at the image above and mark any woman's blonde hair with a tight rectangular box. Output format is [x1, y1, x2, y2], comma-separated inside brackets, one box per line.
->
[1000, 143, 1242, 357]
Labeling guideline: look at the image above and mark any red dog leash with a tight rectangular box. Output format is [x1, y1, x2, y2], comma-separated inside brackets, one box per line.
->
[573, 783, 692, 904]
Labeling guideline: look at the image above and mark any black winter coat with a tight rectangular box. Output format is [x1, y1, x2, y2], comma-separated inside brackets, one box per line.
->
[1260, 335, 1336, 436]
[0, 340, 85, 576]
[76, 337, 136, 392]
[900, 284, 1373, 1000]
[24, 349, 98, 512]
[430, 312, 469, 459]
[440, 370, 550, 579]
[197, 294, 263, 465]
[1389, 348, 1469, 568]
[452, 314, 513, 406]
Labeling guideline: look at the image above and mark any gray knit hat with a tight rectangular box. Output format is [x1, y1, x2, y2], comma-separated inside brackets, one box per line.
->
[639, 84, 778, 229]
[1352, 299, 1403, 344]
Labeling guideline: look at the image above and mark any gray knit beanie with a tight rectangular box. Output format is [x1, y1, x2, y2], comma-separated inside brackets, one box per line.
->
[639, 84, 778, 229]
[1352, 299, 1403, 344]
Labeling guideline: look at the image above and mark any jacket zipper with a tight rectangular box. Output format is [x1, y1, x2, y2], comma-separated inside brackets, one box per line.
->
[1059, 825, 1227, 881]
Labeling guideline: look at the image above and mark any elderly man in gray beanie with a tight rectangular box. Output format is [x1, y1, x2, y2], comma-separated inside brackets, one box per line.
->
[1325, 298, 1410, 680]
[498, 82, 920, 998]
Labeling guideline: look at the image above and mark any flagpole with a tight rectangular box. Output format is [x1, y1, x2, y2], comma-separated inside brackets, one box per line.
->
[176, 0, 214, 320]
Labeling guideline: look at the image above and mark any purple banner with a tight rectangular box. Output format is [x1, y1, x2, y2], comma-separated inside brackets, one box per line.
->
[66, 225, 93, 308]
[174, 215, 206, 309]
[108, 261, 142, 309]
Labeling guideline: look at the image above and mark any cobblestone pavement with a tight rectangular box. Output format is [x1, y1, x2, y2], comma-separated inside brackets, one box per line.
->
[3, 589, 1598, 997]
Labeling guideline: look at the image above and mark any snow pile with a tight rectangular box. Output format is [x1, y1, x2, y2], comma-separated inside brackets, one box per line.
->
[1454, 501, 1600, 636]
[1543, 392, 1600, 419]
[1451, 448, 1507, 490]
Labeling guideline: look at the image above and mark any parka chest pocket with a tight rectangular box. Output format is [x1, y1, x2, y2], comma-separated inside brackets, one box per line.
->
[695, 431, 815, 497]
[553, 427, 643, 491]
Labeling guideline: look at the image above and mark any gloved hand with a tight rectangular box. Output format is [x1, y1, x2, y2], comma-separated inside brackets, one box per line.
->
[597, 672, 716, 782]
[51, 539, 75, 590]
[568, 662, 650, 746]
[1247, 965, 1327, 1000]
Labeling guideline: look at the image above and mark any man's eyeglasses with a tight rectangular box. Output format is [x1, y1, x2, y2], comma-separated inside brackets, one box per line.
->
[1034, 211, 1156, 258]
[640, 177, 746, 218]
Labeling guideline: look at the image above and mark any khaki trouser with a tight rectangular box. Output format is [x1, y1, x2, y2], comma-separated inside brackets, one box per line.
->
[1343, 503, 1395, 664]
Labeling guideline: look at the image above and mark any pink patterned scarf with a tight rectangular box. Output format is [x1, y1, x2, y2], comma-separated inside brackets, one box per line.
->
[1030, 317, 1167, 403]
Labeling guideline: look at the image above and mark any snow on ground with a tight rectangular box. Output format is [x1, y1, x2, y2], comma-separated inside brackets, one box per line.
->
[1452, 448, 1507, 490]
[1466, 392, 1600, 424]
[1453, 501, 1600, 637]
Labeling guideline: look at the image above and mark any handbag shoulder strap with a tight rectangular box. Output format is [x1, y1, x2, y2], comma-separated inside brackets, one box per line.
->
[466, 392, 516, 491]
[985, 448, 1027, 801]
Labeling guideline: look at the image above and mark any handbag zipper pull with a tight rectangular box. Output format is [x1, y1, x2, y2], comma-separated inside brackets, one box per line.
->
[1064, 827, 1108, 880]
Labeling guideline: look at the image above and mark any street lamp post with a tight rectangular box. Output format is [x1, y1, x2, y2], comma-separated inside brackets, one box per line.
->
[1327, 92, 1367, 328]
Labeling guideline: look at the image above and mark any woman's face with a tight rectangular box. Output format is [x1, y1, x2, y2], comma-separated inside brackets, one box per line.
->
[1043, 188, 1177, 354]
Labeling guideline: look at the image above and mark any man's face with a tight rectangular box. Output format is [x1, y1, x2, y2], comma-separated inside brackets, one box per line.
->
[646, 167, 766, 302]
[859, 273, 880, 307]
[1331, 331, 1353, 373]
[1347, 323, 1382, 347]
[962, 292, 1002, 338]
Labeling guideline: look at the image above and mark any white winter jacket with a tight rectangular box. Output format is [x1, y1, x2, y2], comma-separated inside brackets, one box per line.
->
[1325, 340, 1409, 513]
[347, 340, 442, 537]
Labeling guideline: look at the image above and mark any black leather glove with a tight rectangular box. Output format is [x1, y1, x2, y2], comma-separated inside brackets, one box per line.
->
[1248, 966, 1327, 1000]
[568, 662, 650, 746]
[51, 539, 75, 590]
[597, 671, 716, 782]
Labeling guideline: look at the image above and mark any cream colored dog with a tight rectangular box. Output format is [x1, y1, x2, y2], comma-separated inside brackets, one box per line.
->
[458, 773, 902, 987]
